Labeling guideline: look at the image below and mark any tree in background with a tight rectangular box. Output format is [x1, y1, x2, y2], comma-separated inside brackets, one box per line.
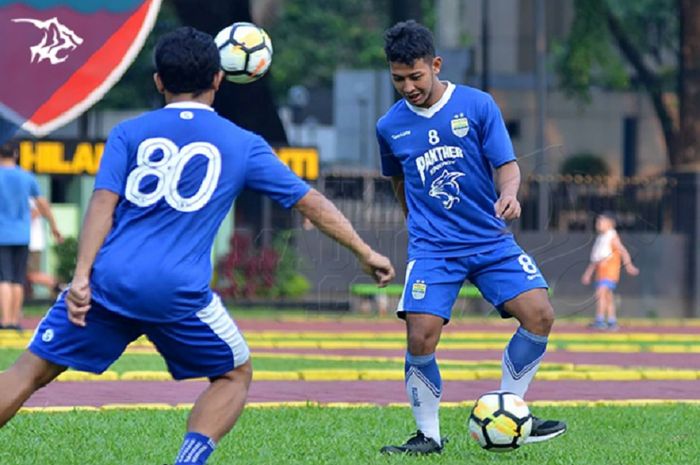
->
[171, 0, 287, 144]
[97, 2, 181, 110]
[555, 0, 699, 169]
[100, 0, 436, 116]
[264, 0, 389, 100]
[263, 0, 434, 100]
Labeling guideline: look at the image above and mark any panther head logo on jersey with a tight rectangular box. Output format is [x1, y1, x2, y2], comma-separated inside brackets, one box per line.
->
[429, 170, 465, 210]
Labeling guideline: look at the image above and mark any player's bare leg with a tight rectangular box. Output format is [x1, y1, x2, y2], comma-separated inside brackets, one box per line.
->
[502, 288, 566, 443]
[605, 288, 619, 330]
[506, 288, 553, 337]
[590, 286, 609, 329]
[0, 282, 11, 327]
[0, 351, 66, 427]
[381, 313, 445, 455]
[9, 283, 23, 328]
[173, 360, 252, 464]
[187, 361, 252, 441]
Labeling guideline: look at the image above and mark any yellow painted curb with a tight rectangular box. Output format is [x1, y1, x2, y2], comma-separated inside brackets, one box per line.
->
[4, 335, 700, 353]
[120, 371, 171, 381]
[8, 367, 700, 383]
[299, 369, 360, 381]
[20, 406, 100, 413]
[536, 371, 589, 381]
[565, 344, 643, 353]
[440, 370, 479, 381]
[247, 401, 314, 408]
[253, 370, 301, 381]
[359, 370, 404, 381]
[586, 371, 643, 381]
[15, 399, 700, 415]
[100, 403, 174, 410]
[640, 370, 698, 380]
[57, 371, 119, 381]
[323, 402, 379, 408]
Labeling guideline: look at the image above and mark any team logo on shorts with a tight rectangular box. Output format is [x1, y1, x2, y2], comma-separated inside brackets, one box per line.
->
[411, 280, 427, 300]
[451, 113, 469, 137]
[41, 328, 54, 343]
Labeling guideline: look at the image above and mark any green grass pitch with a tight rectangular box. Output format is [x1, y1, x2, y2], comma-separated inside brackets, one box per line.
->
[1, 405, 698, 465]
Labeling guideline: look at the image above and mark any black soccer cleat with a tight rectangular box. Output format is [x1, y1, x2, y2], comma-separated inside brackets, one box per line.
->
[525, 416, 567, 444]
[380, 430, 445, 455]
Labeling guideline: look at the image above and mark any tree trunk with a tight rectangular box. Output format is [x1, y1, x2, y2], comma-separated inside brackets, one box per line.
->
[171, 0, 288, 145]
[678, 0, 700, 169]
[604, 5, 679, 168]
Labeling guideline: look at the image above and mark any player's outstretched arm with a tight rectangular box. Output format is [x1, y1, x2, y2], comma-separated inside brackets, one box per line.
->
[613, 235, 639, 276]
[494, 161, 522, 220]
[34, 196, 63, 243]
[294, 189, 395, 287]
[66, 189, 119, 326]
[581, 262, 596, 285]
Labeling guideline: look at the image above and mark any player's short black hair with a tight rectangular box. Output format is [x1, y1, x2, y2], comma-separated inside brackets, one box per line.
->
[0, 141, 17, 159]
[598, 211, 617, 224]
[384, 20, 435, 65]
[154, 26, 221, 95]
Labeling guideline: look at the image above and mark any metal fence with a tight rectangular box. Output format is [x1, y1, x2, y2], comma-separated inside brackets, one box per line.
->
[317, 171, 683, 233]
[519, 175, 681, 233]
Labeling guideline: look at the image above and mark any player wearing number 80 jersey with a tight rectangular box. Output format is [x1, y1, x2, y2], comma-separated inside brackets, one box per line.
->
[0, 27, 395, 465]
[90, 105, 301, 322]
[376, 21, 566, 455]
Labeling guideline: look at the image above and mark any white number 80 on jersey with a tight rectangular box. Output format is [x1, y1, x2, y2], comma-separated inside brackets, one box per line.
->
[125, 138, 222, 212]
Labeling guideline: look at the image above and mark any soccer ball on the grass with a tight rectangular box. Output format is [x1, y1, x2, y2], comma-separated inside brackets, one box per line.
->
[468, 391, 533, 452]
[214, 22, 273, 84]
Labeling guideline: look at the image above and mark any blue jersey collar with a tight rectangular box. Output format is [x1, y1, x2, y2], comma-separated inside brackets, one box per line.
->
[404, 82, 455, 118]
[164, 102, 214, 111]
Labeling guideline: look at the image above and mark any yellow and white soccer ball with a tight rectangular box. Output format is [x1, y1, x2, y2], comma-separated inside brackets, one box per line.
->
[214, 22, 273, 84]
[468, 391, 532, 452]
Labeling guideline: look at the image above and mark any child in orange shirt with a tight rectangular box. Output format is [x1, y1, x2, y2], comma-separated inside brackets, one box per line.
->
[581, 212, 639, 330]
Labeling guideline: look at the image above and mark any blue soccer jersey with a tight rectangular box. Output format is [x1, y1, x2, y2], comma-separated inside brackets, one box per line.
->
[376, 83, 516, 259]
[0, 166, 40, 245]
[91, 102, 310, 322]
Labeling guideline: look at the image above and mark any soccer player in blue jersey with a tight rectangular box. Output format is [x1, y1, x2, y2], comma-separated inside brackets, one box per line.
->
[0, 27, 394, 465]
[376, 21, 566, 454]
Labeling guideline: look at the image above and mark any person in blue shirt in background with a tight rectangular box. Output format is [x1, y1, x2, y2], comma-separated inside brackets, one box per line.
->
[376, 21, 566, 455]
[0, 27, 395, 465]
[0, 143, 62, 330]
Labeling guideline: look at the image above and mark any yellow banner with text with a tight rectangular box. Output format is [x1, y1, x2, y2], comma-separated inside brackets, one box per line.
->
[18, 140, 319, 180]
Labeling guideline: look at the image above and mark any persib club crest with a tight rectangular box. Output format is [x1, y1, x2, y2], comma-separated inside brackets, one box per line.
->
[411, 280, 427, 300]
[451, 113, 469, 137]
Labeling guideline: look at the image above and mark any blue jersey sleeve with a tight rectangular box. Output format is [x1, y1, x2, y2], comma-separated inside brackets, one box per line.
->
[28, 173, 40, 197]
[244, 136, 310, 208]
[480, 95, 516, 167]
[95, 125, 129, 195]
[377, 127, 402, 176]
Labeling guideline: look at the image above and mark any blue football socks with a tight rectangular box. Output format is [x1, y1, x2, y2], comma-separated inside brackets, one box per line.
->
[500, 326, 548, 398]
[174, 432, 216, 465]
[405, 352, 442, 444]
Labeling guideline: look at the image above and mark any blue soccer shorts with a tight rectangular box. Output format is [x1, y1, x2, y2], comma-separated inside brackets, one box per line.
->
[596, 279, 618, 290]
[28, 292, 250, 380]
[397, 240, 549, 322]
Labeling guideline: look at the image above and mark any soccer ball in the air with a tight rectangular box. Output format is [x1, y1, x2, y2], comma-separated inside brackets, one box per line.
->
[468, 391, 532, 452]
[214, 22, 273, 84]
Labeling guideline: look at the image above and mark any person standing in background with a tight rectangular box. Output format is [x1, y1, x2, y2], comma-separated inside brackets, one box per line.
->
[27, 199, 65, 299]
[581, 212, 639, 331]
[0, 142, 62, 330]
